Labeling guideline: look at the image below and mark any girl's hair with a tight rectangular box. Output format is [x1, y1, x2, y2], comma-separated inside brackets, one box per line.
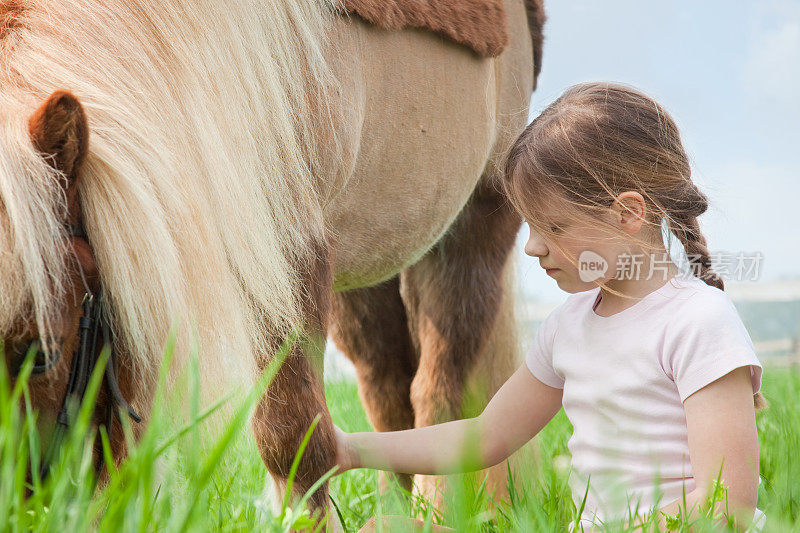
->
[504, 81, 769, 410]
[502, 81, 723, 291]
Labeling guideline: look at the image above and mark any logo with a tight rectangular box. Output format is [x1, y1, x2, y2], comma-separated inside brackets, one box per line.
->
[578, 250, 608, 282]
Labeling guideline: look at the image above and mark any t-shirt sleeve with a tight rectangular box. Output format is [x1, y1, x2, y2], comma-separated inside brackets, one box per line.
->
[663, 290, 763, 403]
[525, 306, 565, 389]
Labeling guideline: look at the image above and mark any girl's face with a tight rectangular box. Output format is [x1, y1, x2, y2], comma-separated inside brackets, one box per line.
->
[524, 220, 622, 293]
[523, 195, 646, 293]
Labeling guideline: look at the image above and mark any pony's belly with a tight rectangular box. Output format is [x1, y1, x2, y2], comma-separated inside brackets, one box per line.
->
[322, 16, 500, 291]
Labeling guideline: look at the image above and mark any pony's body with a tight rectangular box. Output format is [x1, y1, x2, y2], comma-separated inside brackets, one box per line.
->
[320, 7, 536, 501]
[321, 9, 532, 288]
[0, 0, 541, 515]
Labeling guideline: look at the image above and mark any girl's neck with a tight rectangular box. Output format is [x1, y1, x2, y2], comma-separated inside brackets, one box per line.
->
[594, 260, 680, 317]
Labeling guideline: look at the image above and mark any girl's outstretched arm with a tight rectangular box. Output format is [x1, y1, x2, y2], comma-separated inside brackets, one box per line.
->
[335, 363, 563, 475]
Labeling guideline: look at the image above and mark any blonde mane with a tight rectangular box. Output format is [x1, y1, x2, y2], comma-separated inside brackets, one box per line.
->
[0, 0, 341, 399]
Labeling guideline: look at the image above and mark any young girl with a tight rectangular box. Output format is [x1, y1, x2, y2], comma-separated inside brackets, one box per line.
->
[334, 82, 766, 531]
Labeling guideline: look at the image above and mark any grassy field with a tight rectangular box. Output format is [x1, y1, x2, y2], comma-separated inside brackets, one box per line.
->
[1, 337, 798, 532]
[328, 367, 800, 532]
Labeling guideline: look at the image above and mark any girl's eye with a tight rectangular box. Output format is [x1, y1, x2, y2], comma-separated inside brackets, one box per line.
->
[526, 219, 566, 235]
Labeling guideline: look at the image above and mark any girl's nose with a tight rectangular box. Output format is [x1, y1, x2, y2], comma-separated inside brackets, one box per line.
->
[524, 225, 549, 257]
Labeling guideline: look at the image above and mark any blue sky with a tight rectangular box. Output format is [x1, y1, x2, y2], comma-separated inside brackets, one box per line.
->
[516, 0, 800, 302]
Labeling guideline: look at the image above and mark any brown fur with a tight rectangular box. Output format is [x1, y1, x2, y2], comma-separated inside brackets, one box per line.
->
[340, 0, 509, 57]
[28, 90, 90, 228]
[330, 277, 417, 434]
[401, 179, 521, 425]
[339, 0, 545, 68]
[329, 173, 523, 504]
[14, 91, 150, 482]
[329, 276, 418, 491]
[525, 0, 545, 88]
[406, 180, 523, 505]
[0, 1, 26, 41]
[251, 238, 337, 510]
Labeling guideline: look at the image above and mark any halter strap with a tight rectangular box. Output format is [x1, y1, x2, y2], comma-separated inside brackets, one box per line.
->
[38, 222, 141, 480]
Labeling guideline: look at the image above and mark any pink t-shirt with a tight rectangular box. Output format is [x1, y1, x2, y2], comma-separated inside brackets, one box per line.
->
[525, 274, 764, 527]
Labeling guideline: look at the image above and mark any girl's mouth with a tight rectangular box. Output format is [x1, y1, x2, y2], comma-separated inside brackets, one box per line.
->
[545, 268, 559, 276]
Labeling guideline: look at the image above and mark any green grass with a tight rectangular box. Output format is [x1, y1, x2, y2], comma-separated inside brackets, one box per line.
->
[328, 369, 800, 532]
[1, 335, 798, 532]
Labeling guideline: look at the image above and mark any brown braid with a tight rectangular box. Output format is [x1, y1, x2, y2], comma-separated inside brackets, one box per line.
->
[669, 215, 725, 291]
[660, 182, 723, 290]
[667, 187, 768, 409]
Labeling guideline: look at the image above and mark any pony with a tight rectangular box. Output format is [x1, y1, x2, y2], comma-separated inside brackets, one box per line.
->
[0, 0, 544, 520]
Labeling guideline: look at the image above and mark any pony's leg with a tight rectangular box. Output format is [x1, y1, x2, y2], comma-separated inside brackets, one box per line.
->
[328, 276, 417, 492]
[251, 240, 339, 518]
[399, 179, 523, 506]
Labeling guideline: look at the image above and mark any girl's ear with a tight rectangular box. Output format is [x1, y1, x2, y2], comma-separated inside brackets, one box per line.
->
[611, 191, 646, 234]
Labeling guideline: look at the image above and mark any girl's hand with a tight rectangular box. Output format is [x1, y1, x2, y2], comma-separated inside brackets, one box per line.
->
[333, 424, 358, 474]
